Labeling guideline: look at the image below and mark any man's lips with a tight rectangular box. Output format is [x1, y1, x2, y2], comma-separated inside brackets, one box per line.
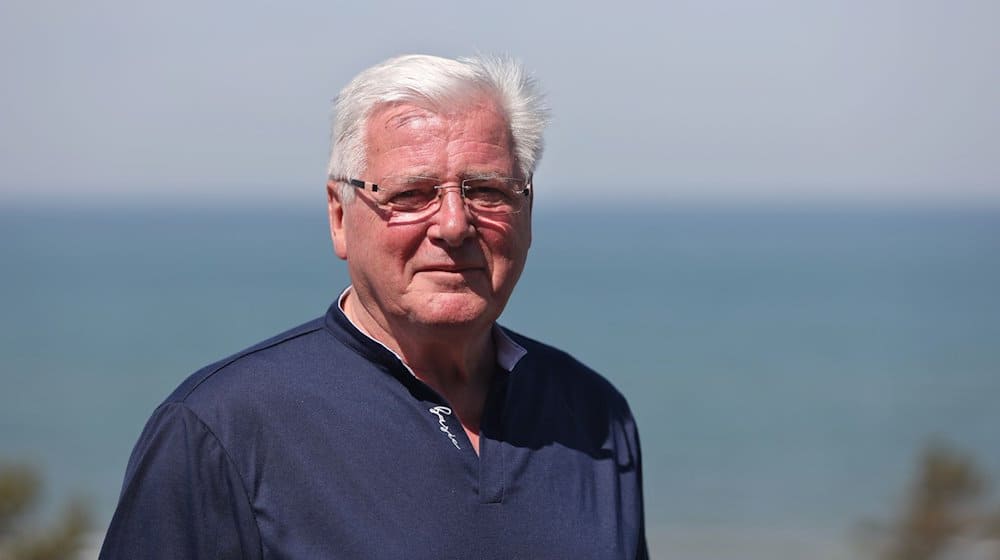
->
[417, 266, 483, 272]
[415, 265, 484, 273]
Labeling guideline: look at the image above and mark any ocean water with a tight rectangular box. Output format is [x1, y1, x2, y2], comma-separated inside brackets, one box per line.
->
[2, 203, 999, 558]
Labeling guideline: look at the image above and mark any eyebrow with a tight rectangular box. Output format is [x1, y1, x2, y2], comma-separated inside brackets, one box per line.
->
[462, 171, 508, 181]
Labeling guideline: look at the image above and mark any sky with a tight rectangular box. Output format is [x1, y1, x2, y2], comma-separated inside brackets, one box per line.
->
[1, 0, 997, 207]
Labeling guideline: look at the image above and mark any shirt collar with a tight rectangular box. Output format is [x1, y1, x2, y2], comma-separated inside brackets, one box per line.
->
[493, 324, 527, 371]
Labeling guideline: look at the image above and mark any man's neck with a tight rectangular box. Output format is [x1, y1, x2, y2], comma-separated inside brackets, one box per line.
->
[340, 288, 496, 446]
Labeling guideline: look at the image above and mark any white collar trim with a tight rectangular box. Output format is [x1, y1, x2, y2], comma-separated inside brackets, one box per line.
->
[493, 325, 527, 372]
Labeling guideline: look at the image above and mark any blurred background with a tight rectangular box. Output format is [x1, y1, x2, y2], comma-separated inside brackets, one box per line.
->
[1, 1, 998, 558]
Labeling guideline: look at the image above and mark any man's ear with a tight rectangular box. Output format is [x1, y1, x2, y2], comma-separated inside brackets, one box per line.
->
[327, 180, 349, 260]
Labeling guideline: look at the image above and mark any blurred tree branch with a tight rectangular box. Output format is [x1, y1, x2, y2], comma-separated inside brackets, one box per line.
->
[887, 444, 982, 560]
[861, 443, 1000, 560]
[0, 463, 91, 560]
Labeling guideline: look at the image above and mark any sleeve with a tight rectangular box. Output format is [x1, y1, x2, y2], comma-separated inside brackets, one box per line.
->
[628, 410, 649, 560]
[99, 402, 262, 559]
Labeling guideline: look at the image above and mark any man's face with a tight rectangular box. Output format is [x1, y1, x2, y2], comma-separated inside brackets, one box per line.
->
[328, 97, 531, 338]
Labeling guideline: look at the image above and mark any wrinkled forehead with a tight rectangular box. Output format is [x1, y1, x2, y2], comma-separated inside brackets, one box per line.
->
[363, 95, 516, 170]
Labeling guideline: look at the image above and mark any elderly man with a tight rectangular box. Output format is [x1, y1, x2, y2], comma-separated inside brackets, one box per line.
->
[100, 54, 647, 559]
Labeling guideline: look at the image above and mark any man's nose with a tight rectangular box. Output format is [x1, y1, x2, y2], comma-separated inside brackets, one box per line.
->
[430, 187, 476, 247]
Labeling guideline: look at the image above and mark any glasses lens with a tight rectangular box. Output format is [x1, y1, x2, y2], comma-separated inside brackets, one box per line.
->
[378, 176, 440, 212]
[463, 178, 526, 214]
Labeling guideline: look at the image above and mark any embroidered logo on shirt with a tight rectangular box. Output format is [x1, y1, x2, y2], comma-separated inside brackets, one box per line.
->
[428, 406, 461, 449]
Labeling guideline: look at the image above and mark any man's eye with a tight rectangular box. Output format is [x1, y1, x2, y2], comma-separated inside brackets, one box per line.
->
[465, 186, 509, 204]
[386, 188, 435, 208]
[465, 179, 519, 207]
[395, 189, 425, 199]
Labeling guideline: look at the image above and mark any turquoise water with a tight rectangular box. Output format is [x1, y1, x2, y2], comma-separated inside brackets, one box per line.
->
[2, 204, 999, 555]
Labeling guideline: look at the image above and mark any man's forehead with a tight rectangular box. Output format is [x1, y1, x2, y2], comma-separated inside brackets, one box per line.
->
[362, 97, 517, 179]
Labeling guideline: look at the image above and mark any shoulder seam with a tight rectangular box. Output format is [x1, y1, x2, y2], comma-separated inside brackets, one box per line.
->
[177, 325, 324, 402]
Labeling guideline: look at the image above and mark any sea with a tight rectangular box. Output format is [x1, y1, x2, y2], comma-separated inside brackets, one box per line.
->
[2, 202, 999, 559]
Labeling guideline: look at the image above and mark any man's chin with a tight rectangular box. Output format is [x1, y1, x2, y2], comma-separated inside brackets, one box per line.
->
[405, 292, 500, 330]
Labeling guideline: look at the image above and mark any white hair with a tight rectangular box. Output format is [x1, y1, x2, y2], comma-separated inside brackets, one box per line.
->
[327, 54, 549, 200]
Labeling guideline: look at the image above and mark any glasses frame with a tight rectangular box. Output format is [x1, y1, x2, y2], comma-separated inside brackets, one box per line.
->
[330, 175, 532, 217]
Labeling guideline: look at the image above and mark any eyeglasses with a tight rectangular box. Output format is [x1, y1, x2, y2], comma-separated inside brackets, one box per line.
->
[331, 175, 531, 217]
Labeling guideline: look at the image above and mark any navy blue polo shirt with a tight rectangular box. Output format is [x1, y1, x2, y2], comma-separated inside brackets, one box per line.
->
[100, 297, 648, 559]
